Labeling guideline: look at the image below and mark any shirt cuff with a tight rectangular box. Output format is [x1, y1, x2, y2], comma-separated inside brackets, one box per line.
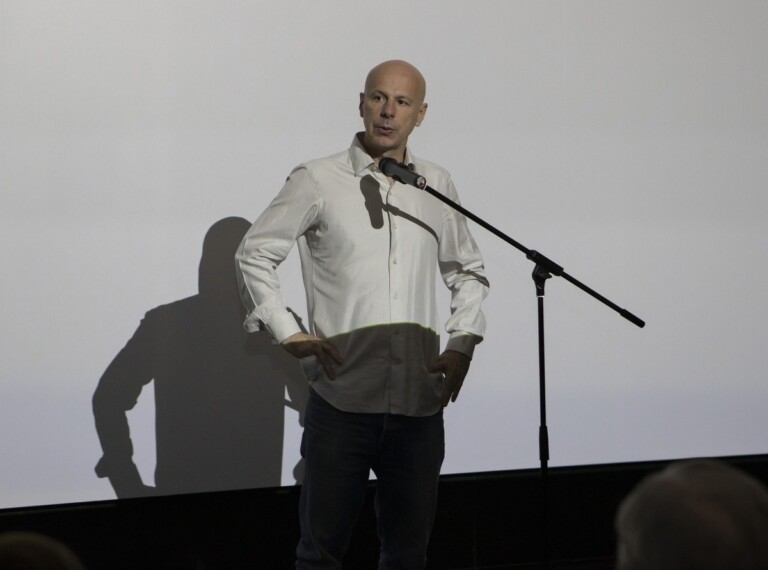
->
[243, 307, 302, 343]
[446, 332, 481, 359]
[267, 310, 303, 343]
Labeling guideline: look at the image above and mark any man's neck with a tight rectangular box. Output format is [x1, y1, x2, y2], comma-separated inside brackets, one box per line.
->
[357, 133, 406, 165]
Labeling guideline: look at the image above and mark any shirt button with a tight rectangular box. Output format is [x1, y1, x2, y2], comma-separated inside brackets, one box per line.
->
[393, 293, 399, 300]
[392, 258, 398, 265]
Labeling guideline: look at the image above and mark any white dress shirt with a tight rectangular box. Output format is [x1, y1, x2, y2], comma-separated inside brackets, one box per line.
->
[236, 135, 488, 416]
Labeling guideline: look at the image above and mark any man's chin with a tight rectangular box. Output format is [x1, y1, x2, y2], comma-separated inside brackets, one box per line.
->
[362, 136, 402, 158]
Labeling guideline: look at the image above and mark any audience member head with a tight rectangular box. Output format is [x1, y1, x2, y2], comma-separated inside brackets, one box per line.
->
[615, 459, 768, 570]
[0, 532, 86, 570]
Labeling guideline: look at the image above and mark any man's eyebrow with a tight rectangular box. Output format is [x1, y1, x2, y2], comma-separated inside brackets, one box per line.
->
[368, 89, 413, 100]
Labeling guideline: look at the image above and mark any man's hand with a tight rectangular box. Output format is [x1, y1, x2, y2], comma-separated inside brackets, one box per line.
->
[282, 332, 343, 380]
[429, 350, 471, 407]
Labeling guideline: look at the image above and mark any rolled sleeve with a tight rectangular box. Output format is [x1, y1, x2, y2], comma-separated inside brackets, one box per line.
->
[236, 167, 320, 341]
[437, 175, 490, 343]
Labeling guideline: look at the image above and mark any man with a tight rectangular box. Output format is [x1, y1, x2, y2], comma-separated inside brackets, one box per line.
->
[615, 460, 768, 570]
[236, 60, 489, 569]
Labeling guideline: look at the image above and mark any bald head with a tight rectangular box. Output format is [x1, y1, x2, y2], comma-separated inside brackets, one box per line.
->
[364, 60, 427, 105]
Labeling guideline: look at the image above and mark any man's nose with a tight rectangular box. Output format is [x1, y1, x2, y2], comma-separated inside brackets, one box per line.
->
[380, 100, 396, 118]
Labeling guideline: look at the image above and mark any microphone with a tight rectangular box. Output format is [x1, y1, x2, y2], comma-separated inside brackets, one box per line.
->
[379, 157, 427, 189]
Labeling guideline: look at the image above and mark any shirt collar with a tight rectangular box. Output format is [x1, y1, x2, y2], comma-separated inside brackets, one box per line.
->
[349, 133, 415, 177]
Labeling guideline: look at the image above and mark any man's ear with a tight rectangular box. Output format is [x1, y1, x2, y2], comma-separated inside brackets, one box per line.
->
[359, 93, 365, 118]
[416, 102, 428, 127]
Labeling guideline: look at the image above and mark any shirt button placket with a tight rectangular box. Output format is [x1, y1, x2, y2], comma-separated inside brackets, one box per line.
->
[387, 191, 400, 313]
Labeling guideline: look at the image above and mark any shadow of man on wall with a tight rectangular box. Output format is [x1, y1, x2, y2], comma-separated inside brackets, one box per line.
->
[92, 217, 308, 499]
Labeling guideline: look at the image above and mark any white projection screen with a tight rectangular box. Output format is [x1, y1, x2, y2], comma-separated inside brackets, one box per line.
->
[2, 1, 767, 510]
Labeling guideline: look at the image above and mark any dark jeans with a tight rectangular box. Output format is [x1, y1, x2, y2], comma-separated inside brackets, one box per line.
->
[296, 389, 445, 570]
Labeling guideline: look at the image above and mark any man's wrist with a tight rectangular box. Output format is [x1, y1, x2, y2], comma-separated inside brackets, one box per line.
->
[445, 333, 480, 359]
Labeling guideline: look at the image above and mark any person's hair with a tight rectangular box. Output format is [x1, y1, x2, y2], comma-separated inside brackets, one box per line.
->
[615, 460, 768, 570]
[0, 532, 86, 570]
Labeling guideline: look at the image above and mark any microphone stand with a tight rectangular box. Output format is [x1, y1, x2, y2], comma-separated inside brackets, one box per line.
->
[414, 180, 645, 569]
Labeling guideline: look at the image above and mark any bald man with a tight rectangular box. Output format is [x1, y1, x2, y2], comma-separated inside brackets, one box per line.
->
[237, 60, 489, 569]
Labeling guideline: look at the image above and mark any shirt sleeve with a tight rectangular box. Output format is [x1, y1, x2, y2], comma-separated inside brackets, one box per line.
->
[437, 174, 490, 358]
[236, 166, 321, 343]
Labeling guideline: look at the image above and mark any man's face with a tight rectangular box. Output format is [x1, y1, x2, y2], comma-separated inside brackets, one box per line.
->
[359, 62, 428, 162]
